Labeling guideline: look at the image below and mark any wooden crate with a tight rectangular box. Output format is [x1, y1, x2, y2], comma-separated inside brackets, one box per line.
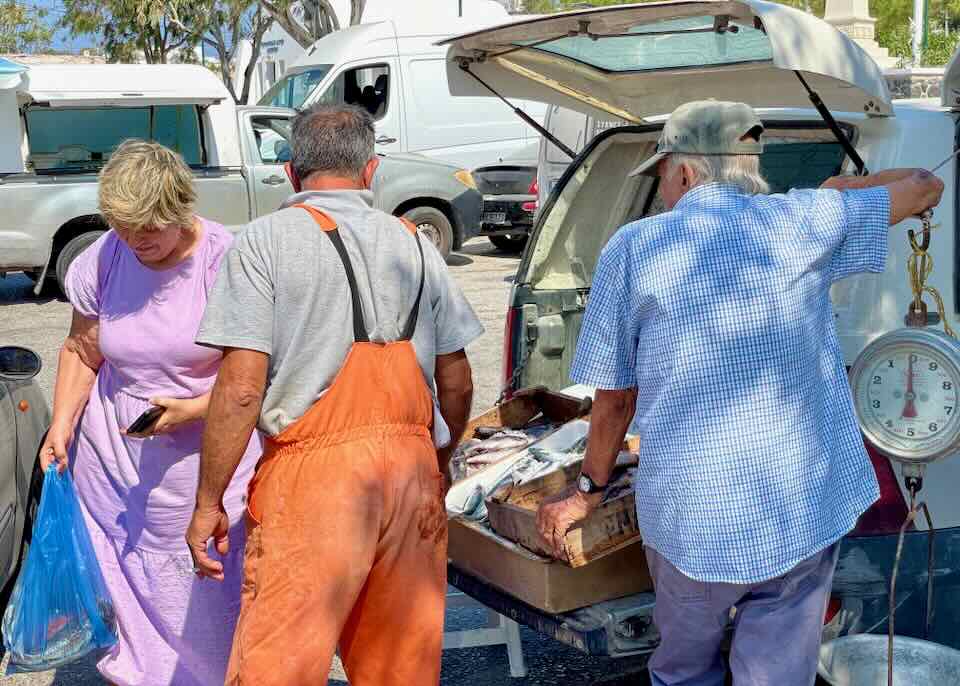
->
[487, 460, 642, 568]
[448, 517, 652, 614]
[459, 386, 592, 443]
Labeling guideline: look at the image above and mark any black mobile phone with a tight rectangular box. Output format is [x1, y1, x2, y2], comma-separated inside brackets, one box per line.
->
[127, 406, 164, 435]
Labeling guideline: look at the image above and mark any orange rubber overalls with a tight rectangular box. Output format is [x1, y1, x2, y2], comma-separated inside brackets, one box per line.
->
[225, 206, 448, 686]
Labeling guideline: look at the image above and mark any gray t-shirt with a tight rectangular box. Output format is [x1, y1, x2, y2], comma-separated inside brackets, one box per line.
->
[197, 189, 484, 436]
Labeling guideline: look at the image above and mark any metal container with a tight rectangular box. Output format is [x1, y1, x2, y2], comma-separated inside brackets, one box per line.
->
[819, 635, 960, 686]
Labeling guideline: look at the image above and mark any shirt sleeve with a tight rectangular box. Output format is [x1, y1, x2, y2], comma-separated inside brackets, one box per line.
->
[196, 228, 275, 354]
[569, 230, 640, 390]
[424, 241, 484, 355]
[799, 187, 890, 283]
[63, 234, 107, 319]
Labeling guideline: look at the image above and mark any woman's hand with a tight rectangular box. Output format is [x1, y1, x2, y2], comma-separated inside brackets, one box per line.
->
[129, 396, 207, 437]
[40, 420, 74, 474]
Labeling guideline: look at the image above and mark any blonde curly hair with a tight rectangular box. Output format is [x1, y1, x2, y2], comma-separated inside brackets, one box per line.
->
[98, 140, 197, 233]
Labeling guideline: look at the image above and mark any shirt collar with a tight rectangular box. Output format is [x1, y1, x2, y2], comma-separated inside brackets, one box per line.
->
[281, 189, 374, 214]
[673, 183, 744, 212]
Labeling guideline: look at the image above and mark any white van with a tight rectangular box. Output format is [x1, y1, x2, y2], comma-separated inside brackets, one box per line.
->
[258, 12, 546, 170]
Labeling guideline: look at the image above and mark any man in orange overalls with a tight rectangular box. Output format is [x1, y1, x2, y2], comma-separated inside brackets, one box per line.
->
[185, 104, 482, 685]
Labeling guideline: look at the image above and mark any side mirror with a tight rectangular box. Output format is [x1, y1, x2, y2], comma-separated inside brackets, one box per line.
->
[0, 347, 42, 381]
[274, 140, 291, 163]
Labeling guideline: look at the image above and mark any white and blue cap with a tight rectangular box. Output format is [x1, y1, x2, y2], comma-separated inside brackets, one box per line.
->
[628, 100, 765, 177]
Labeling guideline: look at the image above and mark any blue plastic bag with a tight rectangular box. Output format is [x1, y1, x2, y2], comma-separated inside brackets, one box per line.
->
[2, 465, 117, 673]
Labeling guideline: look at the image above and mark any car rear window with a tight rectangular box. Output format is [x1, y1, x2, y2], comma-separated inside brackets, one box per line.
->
[26, 105, 204, 172]
[518, 16, 773, 73]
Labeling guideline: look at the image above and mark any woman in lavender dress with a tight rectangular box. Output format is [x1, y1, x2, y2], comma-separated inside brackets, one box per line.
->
[40, 140, 261, 686]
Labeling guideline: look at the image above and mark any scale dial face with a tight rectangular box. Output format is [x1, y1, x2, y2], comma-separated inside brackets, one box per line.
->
[851, 329, 960, 463]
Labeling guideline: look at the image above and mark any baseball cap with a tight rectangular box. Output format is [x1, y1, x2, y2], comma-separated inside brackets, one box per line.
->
[628, 100, 765, 177]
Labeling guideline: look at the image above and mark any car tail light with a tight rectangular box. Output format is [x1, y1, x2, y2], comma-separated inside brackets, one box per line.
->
[824, 596, 841, 625]
[501, 307, 521, 400]
[522, 179, 538, 214]
[849, 440, 911, 536]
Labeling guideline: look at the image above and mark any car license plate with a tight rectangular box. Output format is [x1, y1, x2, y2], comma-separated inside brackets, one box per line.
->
[483, 212, 508, 224]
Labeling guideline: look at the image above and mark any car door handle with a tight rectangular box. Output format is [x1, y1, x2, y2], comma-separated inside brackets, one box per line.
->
[262, 174, 287, 186]
[376, 136, 398, 145]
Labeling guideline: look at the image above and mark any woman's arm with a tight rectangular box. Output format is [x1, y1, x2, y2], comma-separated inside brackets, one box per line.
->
[41, 310, 103, 471]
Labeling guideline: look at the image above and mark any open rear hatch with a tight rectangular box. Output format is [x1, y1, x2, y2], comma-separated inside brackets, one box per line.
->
[439, 0, 892, 124]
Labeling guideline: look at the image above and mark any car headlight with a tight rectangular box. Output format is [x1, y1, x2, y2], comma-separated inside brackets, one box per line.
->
[454, 170, 477, 190]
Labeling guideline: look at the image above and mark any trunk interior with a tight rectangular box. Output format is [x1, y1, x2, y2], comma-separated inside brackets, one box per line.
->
[510, 122, 852, 392]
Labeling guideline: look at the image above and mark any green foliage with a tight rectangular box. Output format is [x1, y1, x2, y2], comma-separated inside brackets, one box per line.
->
[0, 0, 54, 53]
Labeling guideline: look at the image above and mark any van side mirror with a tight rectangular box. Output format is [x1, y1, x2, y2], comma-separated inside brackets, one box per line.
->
[0, 347, 42, 381]
[274, 140, 291, 163]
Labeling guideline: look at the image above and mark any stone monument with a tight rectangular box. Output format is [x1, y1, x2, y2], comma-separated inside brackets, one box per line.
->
[824, 0, 899, 69]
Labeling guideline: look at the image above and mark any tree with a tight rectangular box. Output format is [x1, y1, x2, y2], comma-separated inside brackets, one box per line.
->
[62, 0, 198, 64]
[0, 0, 54, 53]
[259, 0, 366, 49]
[166, 0, 274, 104]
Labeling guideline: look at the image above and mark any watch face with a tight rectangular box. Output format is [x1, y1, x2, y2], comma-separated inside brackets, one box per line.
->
[578, 475, 591, 493]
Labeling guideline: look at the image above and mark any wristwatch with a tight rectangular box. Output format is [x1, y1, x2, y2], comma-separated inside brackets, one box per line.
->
[577, 472, 606, 495]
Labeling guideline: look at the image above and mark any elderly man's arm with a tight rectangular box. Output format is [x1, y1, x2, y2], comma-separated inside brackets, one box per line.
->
[536, 388, 637, 560]
[435, 349, 474, 482]
[822, 168, 945, 225]
[187, 347, 268, 581]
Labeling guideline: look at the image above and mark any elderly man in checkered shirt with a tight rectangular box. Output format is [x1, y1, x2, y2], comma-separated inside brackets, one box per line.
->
[537, 100, 944, 685]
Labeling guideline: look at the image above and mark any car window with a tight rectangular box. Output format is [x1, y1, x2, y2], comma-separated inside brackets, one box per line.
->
[25, 105, 203, 172]
[318, 64, 390, 120]
[260, 65, 332, 109]
[251, 116, 293, 165]
[517, 16, 773, 73]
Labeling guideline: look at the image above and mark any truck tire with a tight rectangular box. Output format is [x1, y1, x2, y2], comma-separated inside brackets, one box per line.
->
[489, 234, 528, 253]
[402, 207, 453, 259]
[55, 230, 105, 295]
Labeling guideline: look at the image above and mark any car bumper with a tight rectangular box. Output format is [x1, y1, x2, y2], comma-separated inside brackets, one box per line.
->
[480, 196, 535, 236]
[450, 188, 484, 247]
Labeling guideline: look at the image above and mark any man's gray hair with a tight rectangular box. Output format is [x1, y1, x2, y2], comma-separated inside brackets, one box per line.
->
[291, 104, 376, 181]
[667, 153, 770, 195]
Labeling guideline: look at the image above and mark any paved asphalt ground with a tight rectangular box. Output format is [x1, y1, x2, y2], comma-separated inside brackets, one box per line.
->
[0, 238, 653, 685]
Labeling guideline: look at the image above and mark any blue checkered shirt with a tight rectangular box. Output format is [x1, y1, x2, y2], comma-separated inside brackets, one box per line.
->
[571, 183, 890, 584]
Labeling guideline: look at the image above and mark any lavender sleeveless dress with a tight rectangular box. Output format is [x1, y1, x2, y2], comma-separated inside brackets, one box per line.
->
[64, 220, 261, 686]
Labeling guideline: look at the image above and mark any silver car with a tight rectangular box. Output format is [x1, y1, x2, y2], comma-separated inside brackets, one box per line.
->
[0, 347, 49, 615]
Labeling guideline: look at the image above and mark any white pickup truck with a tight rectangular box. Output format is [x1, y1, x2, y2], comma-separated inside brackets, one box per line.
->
[0, 63, 482, 294]
[441, 0, 960, 664]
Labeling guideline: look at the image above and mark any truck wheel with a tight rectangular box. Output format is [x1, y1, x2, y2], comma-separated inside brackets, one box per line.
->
[402, 207, 453, 259]
[489, 234, 528, 253]
[55, 231, 105, 295]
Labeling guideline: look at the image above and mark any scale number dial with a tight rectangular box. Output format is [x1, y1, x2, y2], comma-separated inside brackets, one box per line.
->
[851, 328, 960, 463]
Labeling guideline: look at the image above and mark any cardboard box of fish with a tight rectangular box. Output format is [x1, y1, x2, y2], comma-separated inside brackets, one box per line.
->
[445, 387, 652, 613]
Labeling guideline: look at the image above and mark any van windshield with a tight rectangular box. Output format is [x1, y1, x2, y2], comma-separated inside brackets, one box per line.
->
[260, 65, 332, 109]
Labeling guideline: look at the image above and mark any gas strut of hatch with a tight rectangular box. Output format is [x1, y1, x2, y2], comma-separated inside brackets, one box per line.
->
[795, 71, 868, 176]
[458, 62, 578, 160]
